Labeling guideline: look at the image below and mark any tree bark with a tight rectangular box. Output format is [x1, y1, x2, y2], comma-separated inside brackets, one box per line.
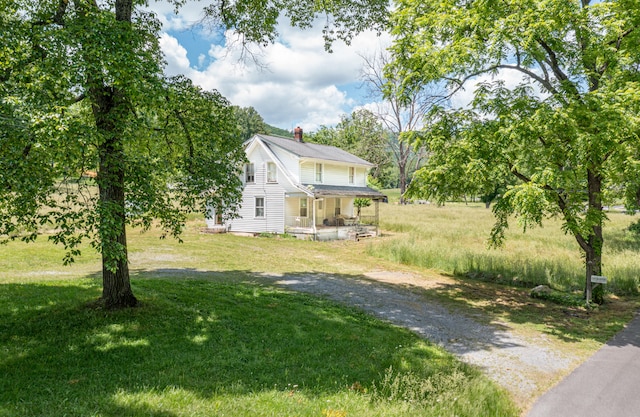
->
[92, 86, 137, 309]
[89, 0, 137, 309]
[578, 168, 604, 304]
[398, 142, 408, 204]
[586, 169, 604, 304]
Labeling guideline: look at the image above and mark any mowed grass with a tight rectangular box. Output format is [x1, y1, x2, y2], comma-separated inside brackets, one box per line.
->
[373, 198, 640, 296]
[0, 277, 516, 417]
[0, 212, 517, 416]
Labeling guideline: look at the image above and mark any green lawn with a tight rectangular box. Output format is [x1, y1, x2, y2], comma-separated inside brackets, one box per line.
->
[0, 278, 516, 417]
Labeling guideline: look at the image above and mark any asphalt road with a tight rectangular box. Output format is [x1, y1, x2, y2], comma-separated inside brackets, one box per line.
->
[527, 312, 640, 417]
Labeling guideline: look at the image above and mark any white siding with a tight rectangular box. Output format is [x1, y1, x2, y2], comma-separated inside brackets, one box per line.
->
[207, 136, 375, 235]
[269, 146, 301, 183]
[301, 161, 370, 187]
[300, 161, 315, 184]
[227, 144, 287, 234]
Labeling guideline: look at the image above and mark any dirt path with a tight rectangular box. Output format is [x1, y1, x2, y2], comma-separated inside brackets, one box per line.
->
[257, 270, 580, 412]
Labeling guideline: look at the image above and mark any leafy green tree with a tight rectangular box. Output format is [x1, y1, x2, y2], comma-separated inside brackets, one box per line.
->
[336, 109, 392, 180]
[233, 106, 268, 141]
[354, 198, 371, 217]
[1, 1, 245, 308]
[394, 0, 640, 303]
[1, 0, 389, 309]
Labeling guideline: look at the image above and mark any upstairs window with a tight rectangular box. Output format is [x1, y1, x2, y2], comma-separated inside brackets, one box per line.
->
[267, 162, 277, 183]
[349, 167, 355, 184]
[245, 163, 255, 183]
[315, 163, 323, 183]
[255, 197, 265, 217]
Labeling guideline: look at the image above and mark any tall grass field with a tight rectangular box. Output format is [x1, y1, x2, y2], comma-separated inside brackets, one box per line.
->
[372, 197, 640, 296]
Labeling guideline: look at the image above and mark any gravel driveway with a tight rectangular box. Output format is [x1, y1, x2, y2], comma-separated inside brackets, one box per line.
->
[257, 270, 578, 409]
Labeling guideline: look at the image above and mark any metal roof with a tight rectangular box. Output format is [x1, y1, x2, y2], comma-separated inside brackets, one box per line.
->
[303, 184, 387, 199]
[255, 134, 375, 167]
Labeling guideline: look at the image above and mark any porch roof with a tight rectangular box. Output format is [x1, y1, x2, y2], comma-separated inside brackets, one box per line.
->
[303, 184, 387, 200]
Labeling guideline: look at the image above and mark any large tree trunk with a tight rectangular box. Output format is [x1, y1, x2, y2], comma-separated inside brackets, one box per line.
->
[92, 86, 137, 309]
[581, 169, 604, 304]
[398, 143, 408, 205]
[83, 0, 137, 309]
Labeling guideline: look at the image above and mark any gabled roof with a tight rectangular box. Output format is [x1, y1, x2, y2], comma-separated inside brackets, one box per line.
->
[254, 134, 375, 167]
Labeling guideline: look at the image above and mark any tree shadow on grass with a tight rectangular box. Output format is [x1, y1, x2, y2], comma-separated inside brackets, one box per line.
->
[0, 272, 488, 416]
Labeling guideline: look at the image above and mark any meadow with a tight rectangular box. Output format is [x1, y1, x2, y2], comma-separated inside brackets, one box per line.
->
[1, 194, 639, 416]
[374, 191, 640, 297]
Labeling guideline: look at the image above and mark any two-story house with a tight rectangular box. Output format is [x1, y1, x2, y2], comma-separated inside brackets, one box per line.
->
[206, 128, 386, 240]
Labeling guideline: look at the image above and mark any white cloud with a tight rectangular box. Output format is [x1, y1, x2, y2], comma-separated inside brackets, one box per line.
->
[158, 33, 191, 76]
[147, 1, 208, 32]
[151, 2, 390, 131]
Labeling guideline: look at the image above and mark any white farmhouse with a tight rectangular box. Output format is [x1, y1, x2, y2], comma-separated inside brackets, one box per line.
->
[206, 127, 386, 240]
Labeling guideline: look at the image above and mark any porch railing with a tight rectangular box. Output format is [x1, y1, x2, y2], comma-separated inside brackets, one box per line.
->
[285, 215, 378, 229]
[285, 216, 312, 228]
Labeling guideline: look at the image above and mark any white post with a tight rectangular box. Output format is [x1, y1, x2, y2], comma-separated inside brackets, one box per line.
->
[312, 197, 317, 239]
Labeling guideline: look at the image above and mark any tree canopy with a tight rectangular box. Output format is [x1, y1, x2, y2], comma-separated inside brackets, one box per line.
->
[393, 0, 640, 303]
[1, 0, 390, 308]
[0, 1, 242, 308]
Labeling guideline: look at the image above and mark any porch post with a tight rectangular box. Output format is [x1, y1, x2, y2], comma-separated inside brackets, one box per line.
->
[375, 199, 380, 236]
[312, 197, 317, 240]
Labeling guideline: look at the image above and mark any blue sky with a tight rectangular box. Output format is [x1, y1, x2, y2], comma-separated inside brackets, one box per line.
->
[149, 1, 389, 132]
[148, 2, 536, 132]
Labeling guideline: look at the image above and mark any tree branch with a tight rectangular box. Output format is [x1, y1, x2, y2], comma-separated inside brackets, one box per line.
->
[497, 64, 560, 96]
[54, 0, 69, 25]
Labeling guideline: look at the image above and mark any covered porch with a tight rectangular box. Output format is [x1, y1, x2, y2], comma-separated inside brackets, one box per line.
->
[284, 185, 386, 241]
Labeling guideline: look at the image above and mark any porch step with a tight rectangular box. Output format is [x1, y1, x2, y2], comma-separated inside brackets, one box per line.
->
[348, 230, 376, 241]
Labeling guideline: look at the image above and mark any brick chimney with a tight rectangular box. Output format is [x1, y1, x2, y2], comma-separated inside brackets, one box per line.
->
[293, 126, 303, 142]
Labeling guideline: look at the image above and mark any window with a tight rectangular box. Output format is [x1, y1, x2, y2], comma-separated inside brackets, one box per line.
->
[267, 162, 277, 183]
[349, 167, 355, 184]
[245, 163, 255, 183]
[299, 198, 308, 217]
[315, 163, 323, 183]
[255, 197, 265, 217]
[334, 198, 341, 216]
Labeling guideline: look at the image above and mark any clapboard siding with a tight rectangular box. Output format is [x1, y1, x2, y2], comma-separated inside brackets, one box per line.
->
[227, 144, 288, 234]
[300, 161, 368, 187]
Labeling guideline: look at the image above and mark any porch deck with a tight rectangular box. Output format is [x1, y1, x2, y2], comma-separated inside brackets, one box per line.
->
[285, 223, 378, 241]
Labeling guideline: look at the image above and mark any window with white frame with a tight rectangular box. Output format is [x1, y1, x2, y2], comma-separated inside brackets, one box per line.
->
[245, 163, 255, 183]
[255, 197, 265, 217]
[299, 198, 308, 217]
[334, 198, 341, 216]
[266, 162, 277, 183]
[315, 163, 323, 183]
[349, 166, 355, 184]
